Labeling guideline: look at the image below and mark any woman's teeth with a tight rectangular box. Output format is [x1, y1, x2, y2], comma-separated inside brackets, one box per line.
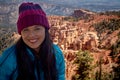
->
[29, 39, 37, 43]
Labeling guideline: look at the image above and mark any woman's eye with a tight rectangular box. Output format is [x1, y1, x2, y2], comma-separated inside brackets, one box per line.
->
[23, 29, 29, 32]
[34, 28, 41, 31]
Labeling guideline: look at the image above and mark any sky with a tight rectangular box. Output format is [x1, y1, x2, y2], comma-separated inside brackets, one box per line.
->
[0, 0, 120, 12]
[41, 0, 120, 12]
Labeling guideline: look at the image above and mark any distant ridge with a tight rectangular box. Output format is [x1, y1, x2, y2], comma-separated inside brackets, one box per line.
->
[70, 9, 96, 18]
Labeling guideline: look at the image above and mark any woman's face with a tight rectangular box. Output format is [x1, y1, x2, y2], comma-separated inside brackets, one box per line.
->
[21, 25, 45, 52]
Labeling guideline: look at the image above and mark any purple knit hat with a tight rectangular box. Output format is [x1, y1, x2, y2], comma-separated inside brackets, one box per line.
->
[17, 2, 50, 34]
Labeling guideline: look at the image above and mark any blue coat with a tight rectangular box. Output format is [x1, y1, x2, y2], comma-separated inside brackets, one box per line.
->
[0, 44, 65, 80]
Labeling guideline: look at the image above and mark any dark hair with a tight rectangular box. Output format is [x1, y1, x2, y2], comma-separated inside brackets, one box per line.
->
[16, 29, 57, 80]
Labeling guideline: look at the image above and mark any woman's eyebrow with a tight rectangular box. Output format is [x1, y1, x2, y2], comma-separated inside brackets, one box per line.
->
[34, 25, 41, 27]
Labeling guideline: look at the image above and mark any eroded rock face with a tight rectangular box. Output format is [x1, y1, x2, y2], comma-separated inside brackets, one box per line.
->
[114, 53, 120, 63]
[48, 14, 120, 80]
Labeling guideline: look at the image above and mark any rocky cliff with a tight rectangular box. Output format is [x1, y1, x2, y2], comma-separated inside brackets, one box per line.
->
[47, 12, 120, 79]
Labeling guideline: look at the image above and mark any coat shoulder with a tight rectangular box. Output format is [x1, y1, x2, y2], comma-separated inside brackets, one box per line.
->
[0, 45, 17, 69]
[0, 45, 17, 80]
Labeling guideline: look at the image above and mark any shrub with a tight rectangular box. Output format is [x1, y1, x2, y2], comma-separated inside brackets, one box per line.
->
[72, 50, 94, 80]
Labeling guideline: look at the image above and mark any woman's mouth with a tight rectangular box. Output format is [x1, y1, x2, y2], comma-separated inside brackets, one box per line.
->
[29, 39, 37, 43]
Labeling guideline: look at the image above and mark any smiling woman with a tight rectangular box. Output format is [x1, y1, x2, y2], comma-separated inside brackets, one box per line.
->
[0, 2, 65, 80]
[21, 25, 45, 53]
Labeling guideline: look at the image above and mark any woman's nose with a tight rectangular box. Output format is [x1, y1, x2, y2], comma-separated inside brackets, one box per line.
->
[28, 31, 36, 38]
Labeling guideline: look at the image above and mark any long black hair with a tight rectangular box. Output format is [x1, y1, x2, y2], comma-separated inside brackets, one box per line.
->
[16, 29, 57, 80]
